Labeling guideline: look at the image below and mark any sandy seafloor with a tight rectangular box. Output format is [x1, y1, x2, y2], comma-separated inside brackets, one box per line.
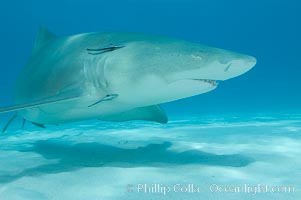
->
[0, 113, 300, 200]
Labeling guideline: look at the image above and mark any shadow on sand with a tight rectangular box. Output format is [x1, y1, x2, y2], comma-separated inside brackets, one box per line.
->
[0, 140, 254, 183]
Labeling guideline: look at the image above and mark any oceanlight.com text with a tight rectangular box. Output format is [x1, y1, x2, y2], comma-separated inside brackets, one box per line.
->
[127, 183, 295, 196]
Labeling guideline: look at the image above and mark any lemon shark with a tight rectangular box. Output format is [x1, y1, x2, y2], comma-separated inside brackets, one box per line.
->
[0, 27, 256, 131]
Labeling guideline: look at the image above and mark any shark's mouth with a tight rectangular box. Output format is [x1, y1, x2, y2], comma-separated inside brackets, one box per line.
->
[191, 79, 218, 87]
[169, 78, 218, 88]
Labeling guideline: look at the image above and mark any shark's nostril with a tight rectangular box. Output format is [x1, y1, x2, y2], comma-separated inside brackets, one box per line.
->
[224, 63, 232, 72]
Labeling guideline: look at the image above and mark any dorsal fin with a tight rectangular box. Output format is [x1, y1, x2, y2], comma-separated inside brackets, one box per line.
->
[33, 26, 57, 51]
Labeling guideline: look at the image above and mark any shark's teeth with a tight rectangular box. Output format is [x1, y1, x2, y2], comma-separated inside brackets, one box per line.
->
[192, 79, 218, 86]
[203, 79, 218, 86]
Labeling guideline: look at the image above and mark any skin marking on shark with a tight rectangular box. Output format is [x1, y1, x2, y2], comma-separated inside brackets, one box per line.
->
[0, 27, 256, 131]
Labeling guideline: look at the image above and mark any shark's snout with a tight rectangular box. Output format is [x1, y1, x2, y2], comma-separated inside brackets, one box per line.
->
[221, 55, 256, 80]
[166, 54, 256, 85]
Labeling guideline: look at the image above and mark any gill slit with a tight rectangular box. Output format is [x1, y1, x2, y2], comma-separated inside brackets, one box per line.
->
[83, 55, 110, 96]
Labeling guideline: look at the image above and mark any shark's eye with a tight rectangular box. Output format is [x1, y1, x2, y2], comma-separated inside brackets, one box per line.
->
[191, 53, 203, 61]
[219, 57, 232, 64]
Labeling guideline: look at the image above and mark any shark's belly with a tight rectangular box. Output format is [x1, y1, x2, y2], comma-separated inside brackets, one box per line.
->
[18, 97, 132, 124]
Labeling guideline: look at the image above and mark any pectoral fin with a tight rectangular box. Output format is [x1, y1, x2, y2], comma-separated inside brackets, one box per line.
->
[101, 105, 168, 124]
[0, 91, 83, 114]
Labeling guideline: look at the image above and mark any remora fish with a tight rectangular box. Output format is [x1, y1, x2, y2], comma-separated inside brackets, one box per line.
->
[0, 27, 256, 130]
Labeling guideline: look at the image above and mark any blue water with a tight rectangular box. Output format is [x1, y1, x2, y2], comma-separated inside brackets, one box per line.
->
[0, 0, 300, 200]
[0, 0, 300, 114]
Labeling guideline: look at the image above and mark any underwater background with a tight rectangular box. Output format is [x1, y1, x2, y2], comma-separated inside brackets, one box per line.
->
[0, 0, 300, 200]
